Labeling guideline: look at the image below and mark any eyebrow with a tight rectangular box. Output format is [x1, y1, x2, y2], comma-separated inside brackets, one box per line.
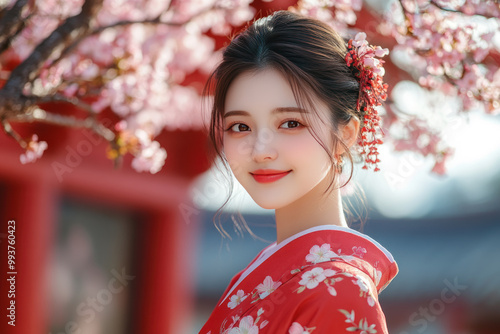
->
[223, 107, 308, 118]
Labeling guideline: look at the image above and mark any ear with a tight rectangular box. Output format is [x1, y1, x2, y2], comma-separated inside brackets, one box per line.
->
[336, 117, 360, 155]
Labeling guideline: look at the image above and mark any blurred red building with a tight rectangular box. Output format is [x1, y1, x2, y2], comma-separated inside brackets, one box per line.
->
[0, 114, 212, 333]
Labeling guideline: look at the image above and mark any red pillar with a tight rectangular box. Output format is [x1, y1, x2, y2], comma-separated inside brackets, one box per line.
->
[0, 171, 58, 334]
[131, 205, 198, 334]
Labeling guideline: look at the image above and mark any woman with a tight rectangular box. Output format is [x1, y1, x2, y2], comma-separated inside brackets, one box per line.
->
[201, 10, 398, 334]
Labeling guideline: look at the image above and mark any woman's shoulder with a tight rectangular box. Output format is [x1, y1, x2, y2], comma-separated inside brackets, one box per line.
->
[286, 260, 378, 299]
[254, 261, 389, 333]
[278, 261, 389, 333]
[281, 225, 399, 294]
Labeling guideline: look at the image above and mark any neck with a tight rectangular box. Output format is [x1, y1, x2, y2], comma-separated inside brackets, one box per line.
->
[274, 176, 348, 244]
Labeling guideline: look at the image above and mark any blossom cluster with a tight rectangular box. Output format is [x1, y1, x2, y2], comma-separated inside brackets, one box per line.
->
[379, 0, 499, 172]
[5, 0, 499, 175]
[295, 0, 499, 174]
[19, 135, 48, 164]
[8, 0, 256, 171]
[291, 0, 363, 32]
[346, 32, 389, 171]
[106, 121, 167, 174]
[383, 0, 500, 114]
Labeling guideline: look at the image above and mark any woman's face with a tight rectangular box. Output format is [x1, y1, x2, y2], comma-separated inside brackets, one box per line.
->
[222, 68, 336, 210]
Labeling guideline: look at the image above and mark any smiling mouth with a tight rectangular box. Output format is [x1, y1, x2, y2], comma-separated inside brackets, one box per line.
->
[250, 170, 291, 183]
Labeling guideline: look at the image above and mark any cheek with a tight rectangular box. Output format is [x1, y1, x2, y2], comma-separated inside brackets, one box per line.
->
[281, 133, 330, 162]
[223, 136, 251, 173]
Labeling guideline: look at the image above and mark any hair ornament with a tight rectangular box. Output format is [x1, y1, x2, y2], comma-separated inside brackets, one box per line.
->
[345, 32, 389, 172]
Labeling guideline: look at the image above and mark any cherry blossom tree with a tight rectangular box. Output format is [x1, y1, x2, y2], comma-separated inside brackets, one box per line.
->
[0, 0, 498, 174]
[292, 0, 500, 174]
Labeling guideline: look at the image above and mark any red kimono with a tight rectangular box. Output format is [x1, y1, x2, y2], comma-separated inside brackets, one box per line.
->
[200, 225, 399, 334]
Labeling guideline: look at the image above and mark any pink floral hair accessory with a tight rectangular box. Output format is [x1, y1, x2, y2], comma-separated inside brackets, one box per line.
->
[345, 32, 389, 172]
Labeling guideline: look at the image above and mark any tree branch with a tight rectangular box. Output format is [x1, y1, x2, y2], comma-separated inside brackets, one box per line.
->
[1, 119, 27, 148]
[26, 93, 98, 116]
[2, 0, 104, 94]
[0, 0, 33, 55]
[13, 109, 114, 141]
[428, 0, 499, 19]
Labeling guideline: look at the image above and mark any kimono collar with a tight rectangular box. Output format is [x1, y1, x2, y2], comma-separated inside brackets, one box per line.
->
[279, 225, 398, 293]
[224, 224, 398, 305]
[204, 224, 398, 334]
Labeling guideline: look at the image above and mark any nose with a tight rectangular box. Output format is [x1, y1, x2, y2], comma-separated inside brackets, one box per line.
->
[251, 128, 277, 162]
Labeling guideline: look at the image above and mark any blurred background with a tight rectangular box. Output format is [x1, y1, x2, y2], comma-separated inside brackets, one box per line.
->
[0, 0, 499, 334]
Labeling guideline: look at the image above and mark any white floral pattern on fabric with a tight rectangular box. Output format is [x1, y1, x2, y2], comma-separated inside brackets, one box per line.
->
[338, 309, 377, 333]
[255, 276, 282, 299]
[201, 227, 398, 334]
[224, 309, 268, 334]
[305, 244, 336, 264]
[305, 243, 372, 267]
[299, 267, 336, 289]
[355, 275, 370, 293]
[327, 284, 338, 296]
[227, 315, 259, 334]
[228, 290, 248, 309]
[295, 267, 349, 296]
[374, 269, 382, 287]
[288, 321, 316, 334]
[353, 275, 377, 307]
[307, 244, 363, 265]
[352, 246, 367, 258]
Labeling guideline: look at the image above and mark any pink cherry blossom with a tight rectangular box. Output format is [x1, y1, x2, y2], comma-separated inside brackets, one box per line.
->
[227, 290, 247, 309]
[352, 246, 367, 258]
[2, 0, 497, 176]
[306, 244, 336, 264]
[131, 140, 167, 174]
[352, 32, 367, 47]
[255, 276, 282, 299]
[288, 322, 303, 334]
[354, 275, 371, 293]
[288, 322, 312, 334]
[374, 47, 389, 57]
[228, 315, 259, 334]
[20, 135, 48, 164]
[299, 267, 336, 289]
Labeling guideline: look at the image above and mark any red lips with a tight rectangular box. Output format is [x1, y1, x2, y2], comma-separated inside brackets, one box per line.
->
[250, 169, 291, 183]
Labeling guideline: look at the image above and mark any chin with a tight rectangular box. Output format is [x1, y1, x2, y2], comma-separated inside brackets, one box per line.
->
[252, 197, 290, 210]
[255, 203, 278, 210]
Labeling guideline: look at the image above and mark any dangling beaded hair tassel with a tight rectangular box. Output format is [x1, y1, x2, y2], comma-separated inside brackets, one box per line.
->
[345, 32, 389, 172]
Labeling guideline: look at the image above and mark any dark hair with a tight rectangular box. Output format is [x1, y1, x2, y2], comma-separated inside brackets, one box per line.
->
[202, 10, 365, 236]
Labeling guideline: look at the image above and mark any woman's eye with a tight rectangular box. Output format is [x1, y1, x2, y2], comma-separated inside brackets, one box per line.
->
[227, 123, 250, 132]
[280, 120, 301, 129]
